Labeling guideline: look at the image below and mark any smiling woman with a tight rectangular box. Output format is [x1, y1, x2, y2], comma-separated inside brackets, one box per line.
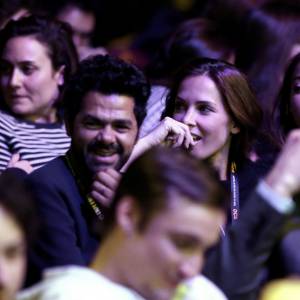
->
[132, 58, 269, 224]
[0, 15, 78, 172]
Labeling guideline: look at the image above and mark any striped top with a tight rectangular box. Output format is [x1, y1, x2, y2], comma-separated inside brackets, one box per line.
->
[0, 110, 71, 171]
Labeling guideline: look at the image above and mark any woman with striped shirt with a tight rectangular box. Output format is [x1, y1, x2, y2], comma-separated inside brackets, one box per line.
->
[0, 15, 78, 172]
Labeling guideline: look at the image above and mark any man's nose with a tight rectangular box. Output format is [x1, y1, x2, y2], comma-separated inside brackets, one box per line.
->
[97, 126, 116, 144]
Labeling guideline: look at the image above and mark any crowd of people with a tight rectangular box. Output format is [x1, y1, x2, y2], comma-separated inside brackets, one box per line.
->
[0, 0, 300, 300]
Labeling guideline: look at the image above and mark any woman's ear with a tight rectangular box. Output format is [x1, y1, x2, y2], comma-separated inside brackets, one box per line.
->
[55, 65, 65, 86]
[231, 123, 240, 134]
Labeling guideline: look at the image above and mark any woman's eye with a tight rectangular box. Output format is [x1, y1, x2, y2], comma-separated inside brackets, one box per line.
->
[197, 105, 213, 114]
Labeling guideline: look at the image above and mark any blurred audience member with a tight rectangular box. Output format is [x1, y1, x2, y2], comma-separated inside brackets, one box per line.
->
[0, 169, 37, 300]
[56, 0, 107, 60]
[273, 52, 300, 145]
[235, 0, 300, 127]
[0, 0, 31, 29]
[265, 52, 300, 280]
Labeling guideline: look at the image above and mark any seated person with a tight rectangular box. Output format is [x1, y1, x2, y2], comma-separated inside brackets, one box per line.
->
[55, 0, 107, 60]
[18, 146, 227, 300]
[25, 54, 150, 284]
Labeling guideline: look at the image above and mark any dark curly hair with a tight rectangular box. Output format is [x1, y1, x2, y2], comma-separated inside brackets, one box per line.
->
[62, 54, 150, 128]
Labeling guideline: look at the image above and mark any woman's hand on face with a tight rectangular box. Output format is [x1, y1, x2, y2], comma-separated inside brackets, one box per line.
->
[144, 117, 196, 149]
[120, 117, 196, 172]
[7, 153, 33, 174]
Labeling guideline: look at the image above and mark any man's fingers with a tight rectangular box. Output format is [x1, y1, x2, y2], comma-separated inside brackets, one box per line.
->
[90, 190, 113, 207]
[94, 170, 121, 190]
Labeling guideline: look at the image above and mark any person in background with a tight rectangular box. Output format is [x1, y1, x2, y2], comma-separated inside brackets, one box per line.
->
[55, 0, 107, 60]
[0, 169, 37, 300]
[264, 51, 300, 281]
[0, 15, 78, 172]
[0, 0, 31, 29]
[235, 0, 300, 128]
[273, 52, 300, 145]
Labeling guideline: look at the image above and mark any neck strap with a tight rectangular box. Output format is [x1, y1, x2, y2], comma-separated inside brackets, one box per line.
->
[64, 153, 104, 221]
[230, 161, 240, 223]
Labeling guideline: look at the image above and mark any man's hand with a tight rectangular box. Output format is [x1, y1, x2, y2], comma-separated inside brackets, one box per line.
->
[7, 153, 33, 174]
[90, 168, 121, 207]
[265, 129, 300, 198]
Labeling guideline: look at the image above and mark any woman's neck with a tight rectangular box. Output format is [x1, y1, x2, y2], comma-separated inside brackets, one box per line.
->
[209, 142, 231, 181]
[23, 108, 58, 124]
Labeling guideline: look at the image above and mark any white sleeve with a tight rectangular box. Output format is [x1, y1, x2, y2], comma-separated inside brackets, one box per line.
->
[257, 180, 295, 214]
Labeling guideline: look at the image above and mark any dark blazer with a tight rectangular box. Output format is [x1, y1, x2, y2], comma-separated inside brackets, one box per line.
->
[204, 190, 288, 300]
[25, 156, 100, 285]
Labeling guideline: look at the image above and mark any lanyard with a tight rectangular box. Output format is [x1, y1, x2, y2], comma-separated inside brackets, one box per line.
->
[64, 153, 104, 221]
[230, 162, 240, 223]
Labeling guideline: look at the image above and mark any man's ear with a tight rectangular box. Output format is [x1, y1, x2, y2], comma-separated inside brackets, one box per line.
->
[55, 65, 65, 86]
[116, 196, 140, 235]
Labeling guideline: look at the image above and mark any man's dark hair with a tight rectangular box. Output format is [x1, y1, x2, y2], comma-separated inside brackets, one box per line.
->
[102, 146, 227, 236]
[62, 54, 150, 129]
